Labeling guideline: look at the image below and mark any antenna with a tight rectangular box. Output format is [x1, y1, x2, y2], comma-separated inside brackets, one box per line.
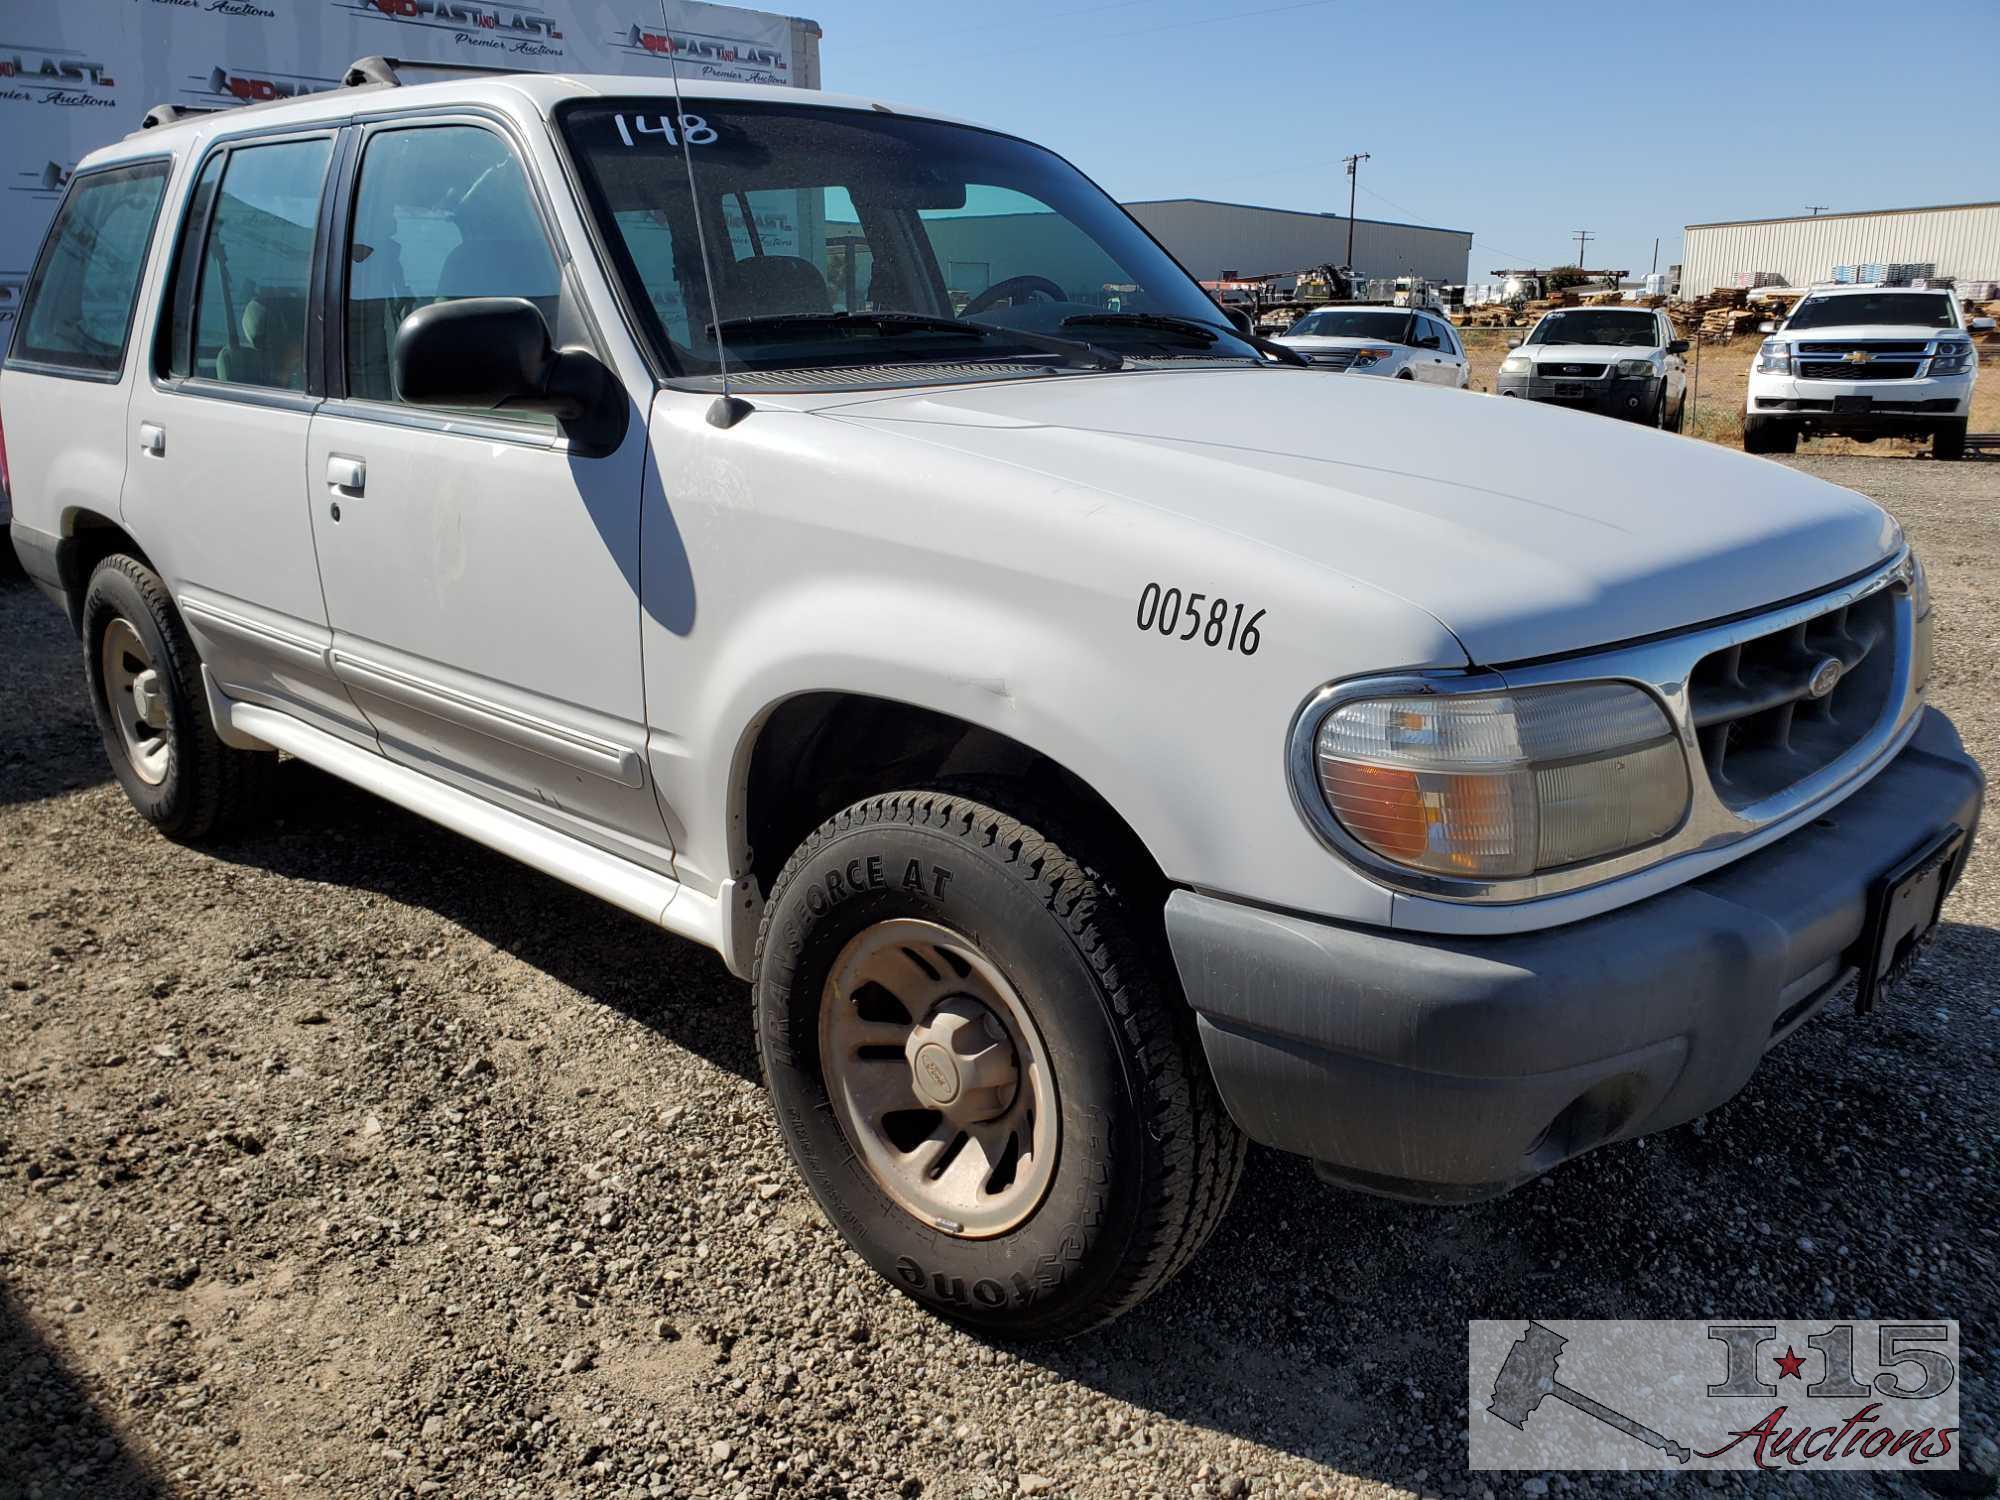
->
[658, 3, 747, 425]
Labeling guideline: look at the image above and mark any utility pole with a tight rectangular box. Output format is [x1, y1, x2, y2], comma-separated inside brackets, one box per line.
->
[1650, 236, 1659, 276]
[1343, 152, 1370, 269]
[1805, 204, 1829, 216]
[1572, 228, 1595, 266]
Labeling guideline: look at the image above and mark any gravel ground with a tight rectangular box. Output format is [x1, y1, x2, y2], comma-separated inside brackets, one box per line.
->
[3, 454, 1997, 1500]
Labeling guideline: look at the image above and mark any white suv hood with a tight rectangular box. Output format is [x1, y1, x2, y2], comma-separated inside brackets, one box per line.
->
[819, 368, 1898, 663]
[1516, 342, 1658, 362]
[1774, 321, 1953, 343]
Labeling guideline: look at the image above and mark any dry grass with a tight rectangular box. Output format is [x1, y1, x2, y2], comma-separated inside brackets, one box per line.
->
[1456, 326, 1999, 455]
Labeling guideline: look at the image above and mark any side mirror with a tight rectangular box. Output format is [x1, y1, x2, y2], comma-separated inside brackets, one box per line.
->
[1223, 306, 1255, 336]
[394, 297, 624, 451]
[1971, 316, 1996, 332]
[1757, 319, 1776, 334]
[1669, 339, 1690, 354]
[1506, 336, 1523, 349]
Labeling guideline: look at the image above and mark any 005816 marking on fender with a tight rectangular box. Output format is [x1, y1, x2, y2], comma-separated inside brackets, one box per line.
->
[1135, 583, 1264, 655]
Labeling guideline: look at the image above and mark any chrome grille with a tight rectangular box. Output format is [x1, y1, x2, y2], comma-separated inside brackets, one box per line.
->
[1688, 586, 1898, 809]
[1796, 358, 1923, 381]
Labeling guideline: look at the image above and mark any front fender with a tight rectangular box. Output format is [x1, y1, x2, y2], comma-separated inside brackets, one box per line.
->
[638, 391, 1468, 939]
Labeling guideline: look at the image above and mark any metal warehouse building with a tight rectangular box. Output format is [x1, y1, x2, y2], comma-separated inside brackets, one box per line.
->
[1122, 198, 1472, 285]
[1681, 201, 2000, 299]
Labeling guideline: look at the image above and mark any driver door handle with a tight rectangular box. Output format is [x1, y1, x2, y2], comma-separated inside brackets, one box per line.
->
[326, 455, 366, 494]
[138, 422, 165, 455]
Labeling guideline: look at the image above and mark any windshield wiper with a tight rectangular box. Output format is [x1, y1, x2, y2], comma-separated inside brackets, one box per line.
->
[1062, 312, 1310, 367]
[709, 311, 1122, 371]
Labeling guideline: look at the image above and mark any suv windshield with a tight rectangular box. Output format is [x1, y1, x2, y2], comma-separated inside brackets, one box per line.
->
[1284, 309, 1412, 341]
[1526, 310, 1659, 348]
[560, 100, 1264, 380]
[1785, 292, 1956, 331]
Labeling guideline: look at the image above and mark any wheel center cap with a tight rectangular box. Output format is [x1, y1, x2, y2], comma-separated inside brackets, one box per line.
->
[131, 669, 168, 730]
[903, 996, 1020, 1124]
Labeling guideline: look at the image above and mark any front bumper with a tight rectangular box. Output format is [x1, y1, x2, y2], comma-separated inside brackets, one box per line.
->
[1168, 707, 1983, 1202]
[1747, 372, 1971, 430]
[1496, 369, 1660, 420]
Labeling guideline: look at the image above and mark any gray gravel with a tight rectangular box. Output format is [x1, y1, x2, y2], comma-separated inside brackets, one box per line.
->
[2, 453, 1997, 1500]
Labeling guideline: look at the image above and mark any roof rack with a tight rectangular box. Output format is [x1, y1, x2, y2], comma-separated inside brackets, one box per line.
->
[341, 55, 530, 89]
[140, 103, 220, 130]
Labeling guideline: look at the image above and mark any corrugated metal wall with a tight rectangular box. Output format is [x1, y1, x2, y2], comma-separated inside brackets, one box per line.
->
[1680, 203, 2000, 299]
[1122, 199, 1472, 284]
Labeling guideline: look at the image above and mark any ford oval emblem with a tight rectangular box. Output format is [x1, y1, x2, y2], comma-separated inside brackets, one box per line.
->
[1807, 657, 1843, 698]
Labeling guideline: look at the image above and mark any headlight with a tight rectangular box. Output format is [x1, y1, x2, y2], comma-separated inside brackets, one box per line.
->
[1930, 341, 1975, 376]
[1351, 345, 1396, 368]
[1500, 354, 1531, 374]
[1755, 340, 1793, 374]
[1614, 358, 1658, 378]
[1305, 681, 1690, 880]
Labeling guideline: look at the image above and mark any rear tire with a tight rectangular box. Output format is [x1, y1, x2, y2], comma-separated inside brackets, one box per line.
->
[754, 787, 1245, 1340]
[1934, 420, 1968, 461]
[81, 554, 275, 841]
[1743, 415, 1797, 455]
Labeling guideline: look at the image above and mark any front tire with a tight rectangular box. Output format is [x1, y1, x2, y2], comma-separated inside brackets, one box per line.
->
[754, 788, 1244, 1339]
[1742, 415, 1797, 455]
[1934, 419, 1968, 461]
[81, 554, 274, 840]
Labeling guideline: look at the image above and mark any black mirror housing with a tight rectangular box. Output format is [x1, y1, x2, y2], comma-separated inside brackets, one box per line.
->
[392, 296, 625, 452]
[1669, 339, 1690, 354]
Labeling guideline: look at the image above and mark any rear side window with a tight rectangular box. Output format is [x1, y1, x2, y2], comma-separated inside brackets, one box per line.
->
[11, 160, 170, 376]
[192, 139, 334, 391]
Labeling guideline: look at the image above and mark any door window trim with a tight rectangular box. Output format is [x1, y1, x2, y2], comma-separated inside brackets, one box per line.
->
[323, 112, 581, 446]
[147, 128, 342, 409]
[4, 154, 175, 385]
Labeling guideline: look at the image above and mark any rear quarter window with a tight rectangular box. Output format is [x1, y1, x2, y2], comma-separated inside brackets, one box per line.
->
[9, 159, 171, 377]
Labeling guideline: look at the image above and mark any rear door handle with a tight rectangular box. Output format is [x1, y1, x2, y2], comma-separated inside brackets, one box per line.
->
[138, 422, 165, 455]
[326, 455, 366, 493]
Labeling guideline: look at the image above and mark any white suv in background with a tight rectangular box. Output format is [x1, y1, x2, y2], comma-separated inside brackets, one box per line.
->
[1495, 306, 1688, 426]
[1275, 304, 1469, 385]
[1747, 286, 1988, 459]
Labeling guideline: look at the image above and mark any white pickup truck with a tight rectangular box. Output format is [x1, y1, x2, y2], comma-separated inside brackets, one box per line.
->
[0, 63, 1984, 1338]
[1747, 285, 1988, 458]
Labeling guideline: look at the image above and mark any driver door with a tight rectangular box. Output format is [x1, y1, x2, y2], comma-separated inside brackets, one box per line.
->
[305, 117, 672, 871]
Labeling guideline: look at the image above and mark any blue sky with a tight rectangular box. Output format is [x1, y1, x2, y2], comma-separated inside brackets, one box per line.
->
[804, 0, 1994, 280]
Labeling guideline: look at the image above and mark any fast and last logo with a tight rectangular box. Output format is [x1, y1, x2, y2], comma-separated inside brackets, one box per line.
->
[182, 64, 342, 106]
[1469, 1320, 1962, 1475]
[331, 0, 566, 57]
[0, 43, 118, 108]
[611, 21, 789, 84]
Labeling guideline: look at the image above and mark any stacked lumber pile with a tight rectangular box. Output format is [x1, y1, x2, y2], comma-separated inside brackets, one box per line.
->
[1669, 287, 1754, 341]
[1454, 306, 1519, 328]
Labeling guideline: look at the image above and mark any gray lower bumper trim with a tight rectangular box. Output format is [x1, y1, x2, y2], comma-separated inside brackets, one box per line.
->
[1169, 707, 1983, 1199]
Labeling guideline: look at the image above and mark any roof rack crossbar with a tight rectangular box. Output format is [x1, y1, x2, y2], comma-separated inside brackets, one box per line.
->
[341, 55, 529, 89]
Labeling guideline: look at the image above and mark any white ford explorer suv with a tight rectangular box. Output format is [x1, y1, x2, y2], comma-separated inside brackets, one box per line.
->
[1496, 305, 1688, 426]
[0, 62, 1984, 1339]
[1746, 285, 1989, 459]
[1275, 304, 1469, 386]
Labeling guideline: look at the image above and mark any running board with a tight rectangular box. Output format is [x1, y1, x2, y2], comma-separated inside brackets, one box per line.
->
[228, 702, 728, 958]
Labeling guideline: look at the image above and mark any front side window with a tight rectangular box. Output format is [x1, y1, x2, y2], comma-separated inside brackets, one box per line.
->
[195, 138, 333, 390]
[1527, 310, 1661, 348]
[561, 99, 1264, 380]
[344, 123, 562, 410]
[1785, 293, 1956, 331]
[12, 160, 170, 375]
